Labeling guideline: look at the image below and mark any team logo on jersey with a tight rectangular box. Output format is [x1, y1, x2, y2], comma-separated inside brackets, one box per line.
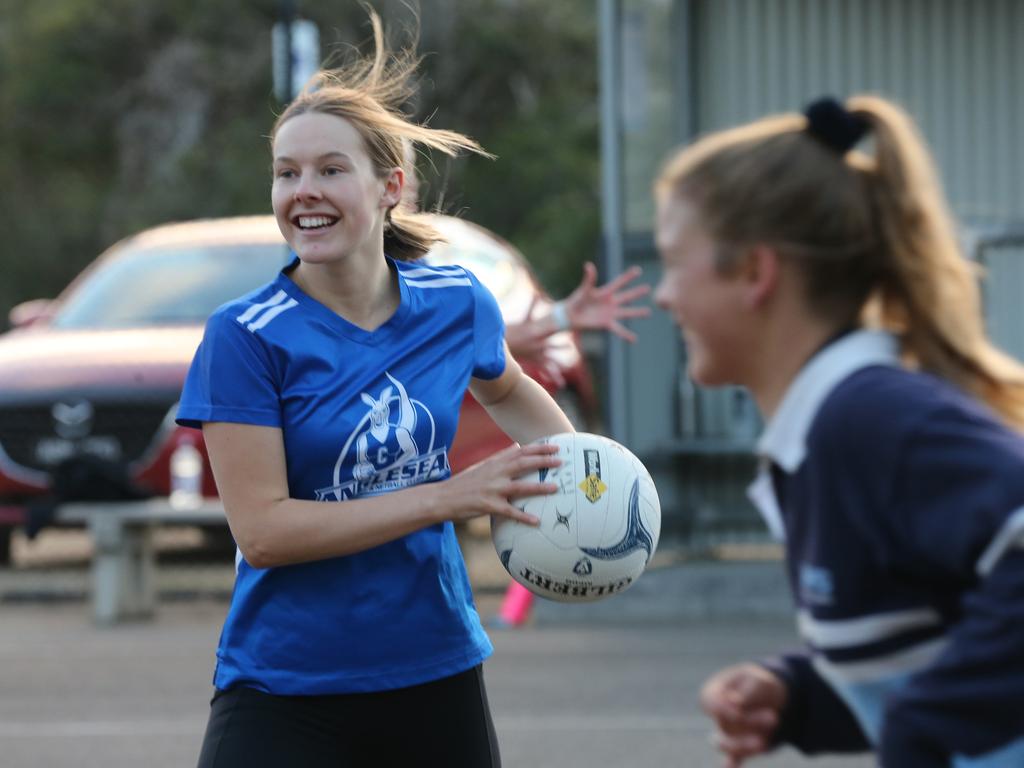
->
[799, 563, 835, 606]
[314, 372, 449, 501]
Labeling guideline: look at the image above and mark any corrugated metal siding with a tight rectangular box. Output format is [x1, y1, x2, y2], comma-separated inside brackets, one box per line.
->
[693, 0, 1024, 223]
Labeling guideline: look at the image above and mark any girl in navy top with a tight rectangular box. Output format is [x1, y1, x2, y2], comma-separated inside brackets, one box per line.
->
[177, 13, 573, 768]
[652, 96, 1024, 767]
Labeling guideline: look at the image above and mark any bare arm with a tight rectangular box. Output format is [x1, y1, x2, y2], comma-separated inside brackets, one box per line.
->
[469, 349, 575, 445]
[202, 420, 559, 569]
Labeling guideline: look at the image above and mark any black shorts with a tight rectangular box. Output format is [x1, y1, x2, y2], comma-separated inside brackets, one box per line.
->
[196, 665, 500, 768]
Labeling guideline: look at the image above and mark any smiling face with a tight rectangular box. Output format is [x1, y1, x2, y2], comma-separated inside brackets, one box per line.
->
[653, 193, 753, 387]
[271, 112, 401, 266]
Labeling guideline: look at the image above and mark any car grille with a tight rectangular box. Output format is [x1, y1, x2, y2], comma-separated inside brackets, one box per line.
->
[0, 402, 173, 473]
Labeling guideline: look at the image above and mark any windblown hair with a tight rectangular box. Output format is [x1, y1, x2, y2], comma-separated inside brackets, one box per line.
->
[272, 11, 489, 261]
[656, 95, 1024, 428]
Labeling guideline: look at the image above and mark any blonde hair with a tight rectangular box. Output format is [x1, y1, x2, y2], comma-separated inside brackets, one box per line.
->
[272, 11, 490, 261]
[656, 95, 1024, 428]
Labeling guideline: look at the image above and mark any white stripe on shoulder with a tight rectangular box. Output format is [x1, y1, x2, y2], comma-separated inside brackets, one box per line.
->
[798, 607, 943, 650]
[401, 265, 466, 278]
[977, 505, 1024, 576]
[405, 277, 473, 289]
[246, 298, 298, 332]
[236, 290, 289, 324]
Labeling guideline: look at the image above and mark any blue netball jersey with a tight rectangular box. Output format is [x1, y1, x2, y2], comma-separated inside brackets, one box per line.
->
[177, 256, 504, 694]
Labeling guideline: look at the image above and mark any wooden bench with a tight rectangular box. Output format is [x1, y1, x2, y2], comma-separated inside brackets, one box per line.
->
[57, 499, 227, 624]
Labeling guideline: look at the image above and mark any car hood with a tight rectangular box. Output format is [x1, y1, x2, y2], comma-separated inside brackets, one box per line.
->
[0, 326, 201, 397]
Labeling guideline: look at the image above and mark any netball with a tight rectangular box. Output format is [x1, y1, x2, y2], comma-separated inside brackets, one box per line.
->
[491, 432, 661, 603]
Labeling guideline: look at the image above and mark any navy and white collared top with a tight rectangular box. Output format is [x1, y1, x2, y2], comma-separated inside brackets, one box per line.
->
[748, 330, 1024, 767]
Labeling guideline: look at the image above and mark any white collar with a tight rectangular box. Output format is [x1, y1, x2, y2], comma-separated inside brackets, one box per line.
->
[756, 329, 900, 472]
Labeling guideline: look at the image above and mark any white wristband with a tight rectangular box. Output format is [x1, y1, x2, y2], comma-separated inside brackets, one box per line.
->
[550, 301, 571, 332]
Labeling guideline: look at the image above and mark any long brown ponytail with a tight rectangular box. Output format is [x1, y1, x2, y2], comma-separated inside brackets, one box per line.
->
[848, 95, 1024, 427]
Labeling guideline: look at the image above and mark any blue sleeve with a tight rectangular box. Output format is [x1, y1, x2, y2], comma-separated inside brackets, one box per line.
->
[762, 653, 871, 755]
[889, 402, 1024, 579]
[876, 405, 1024, 763]
[176, 310, 281, 429]
[466, 269, 506, 380]
[879, 552, 1024, 766]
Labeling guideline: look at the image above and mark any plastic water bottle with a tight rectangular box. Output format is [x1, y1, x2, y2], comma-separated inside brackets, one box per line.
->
[169, 436, 203, 509]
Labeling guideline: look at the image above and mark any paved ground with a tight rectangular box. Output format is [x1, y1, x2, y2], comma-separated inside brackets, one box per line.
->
[0, 602, 874, 768]
[0, 527, 873, 768]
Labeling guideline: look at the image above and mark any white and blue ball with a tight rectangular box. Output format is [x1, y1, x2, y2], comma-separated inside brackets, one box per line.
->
[491, 432, 661, 603]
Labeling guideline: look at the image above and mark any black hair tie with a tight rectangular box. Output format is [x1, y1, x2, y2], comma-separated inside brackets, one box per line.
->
[803, 96, 870, 155]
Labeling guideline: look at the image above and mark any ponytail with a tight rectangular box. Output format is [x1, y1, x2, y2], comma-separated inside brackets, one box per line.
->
[849, 96, 1024, 428]
[383, 206, 443, 261]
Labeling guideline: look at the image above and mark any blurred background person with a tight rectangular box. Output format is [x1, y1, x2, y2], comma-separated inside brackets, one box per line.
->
[654, 95, 1024, 767]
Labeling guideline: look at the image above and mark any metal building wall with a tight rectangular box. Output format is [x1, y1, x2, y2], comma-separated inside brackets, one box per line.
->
[693, 0, 1024, 223]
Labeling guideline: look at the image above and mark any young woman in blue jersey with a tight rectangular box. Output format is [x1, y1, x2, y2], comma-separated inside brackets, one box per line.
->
[652, 95, 1024, 767]
[177, 15, 573, 768]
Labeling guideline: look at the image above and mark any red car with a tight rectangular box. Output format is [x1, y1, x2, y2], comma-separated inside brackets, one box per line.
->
[0, 215, 595, 563]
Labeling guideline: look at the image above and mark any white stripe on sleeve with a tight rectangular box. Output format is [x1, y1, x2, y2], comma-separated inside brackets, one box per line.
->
[236, 290, 289, 324]
[247, 299, 298, 331]
[977, 505, 1024, 576]
[797, 608, 943, 649]
[401, 266, 466, 278]
[812, 637, 948, 684]
[405, 277, 472, 289]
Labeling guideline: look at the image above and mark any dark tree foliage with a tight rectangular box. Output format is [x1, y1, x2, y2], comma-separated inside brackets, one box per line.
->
[0, 0, 598, 323]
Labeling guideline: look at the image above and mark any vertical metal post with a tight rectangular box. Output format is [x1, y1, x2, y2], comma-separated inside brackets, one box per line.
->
[281, 0, 296, 102]
[598, 0, 627, 442]
[672, 0, 696, 144]
[89, 515, 157, 625]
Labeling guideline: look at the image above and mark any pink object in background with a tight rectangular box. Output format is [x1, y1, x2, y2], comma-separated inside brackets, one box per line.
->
[495, 580, 535, 627]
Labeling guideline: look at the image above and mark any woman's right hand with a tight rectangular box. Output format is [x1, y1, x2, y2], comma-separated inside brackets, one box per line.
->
[700, 663, 787, 768]
[431, 442, 562, 526]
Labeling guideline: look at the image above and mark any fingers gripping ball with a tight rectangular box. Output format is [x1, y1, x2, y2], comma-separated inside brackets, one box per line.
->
[492, 432, 661, 603]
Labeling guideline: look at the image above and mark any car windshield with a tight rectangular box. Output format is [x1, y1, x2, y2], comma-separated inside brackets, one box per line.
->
[52, 243, 292, 329]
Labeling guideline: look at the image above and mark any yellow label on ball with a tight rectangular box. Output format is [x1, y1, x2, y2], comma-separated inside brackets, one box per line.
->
[579, 474, 607, 503]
